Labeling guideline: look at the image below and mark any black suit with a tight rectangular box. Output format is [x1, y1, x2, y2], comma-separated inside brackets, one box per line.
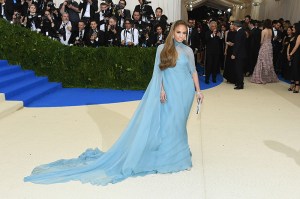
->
[79, 0, 98, 21]
[232, 28, 247, 87]
[105, 26, 122, 46]
[205, 30, 221, 82]
[151, 15, 168, 30]
[87, 29, 106, 47]
[68, 29, 90, 46]
[249, 27, 261, 74]
[134, 4, 154, 22]
[187, 27, 200, 66]
[0, 0, 14, 21]
[115, 9, 131, 28]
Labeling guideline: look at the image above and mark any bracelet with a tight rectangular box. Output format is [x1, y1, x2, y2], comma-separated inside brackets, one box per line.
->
[196, 91, 202, 95]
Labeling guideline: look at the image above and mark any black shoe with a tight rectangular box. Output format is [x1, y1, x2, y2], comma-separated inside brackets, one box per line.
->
[234, 85, 244, 90]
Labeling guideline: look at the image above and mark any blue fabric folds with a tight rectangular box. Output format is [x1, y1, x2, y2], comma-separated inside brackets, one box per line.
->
[24, 42, 197, 185]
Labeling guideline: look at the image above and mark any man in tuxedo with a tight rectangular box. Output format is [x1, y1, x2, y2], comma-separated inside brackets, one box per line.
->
[187, 18, 200, 67]
[87, 20, 106, 47]
[56, 12, 72, 45]
[151, 7, 167, 30]
[150, 24, 165, 47]
[106, 16, 122, 46]
[248, 20, 261, 75]
[94, 2, 111, 32]
[205, 20, 221, 84]
[231, 20, 247, 90]
[120, 19, 139, 47]
[114, 0, 130, 28]
[272, 20, 283, 73]
[78, 0, 98, 24]
[24, 4, 42, 31]
[132, 10, 147, 32]
[0, 0, 14, 21]
[68, 20, 89, 46]
[134, 0, 154, 23]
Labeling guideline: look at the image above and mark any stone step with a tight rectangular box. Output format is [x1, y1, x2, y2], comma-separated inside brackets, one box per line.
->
[0, 100, 23, 119]
[0, 93, 5, 102]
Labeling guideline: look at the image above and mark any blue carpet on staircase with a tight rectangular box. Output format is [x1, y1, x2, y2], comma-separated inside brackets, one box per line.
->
[0, 60, 223, 107]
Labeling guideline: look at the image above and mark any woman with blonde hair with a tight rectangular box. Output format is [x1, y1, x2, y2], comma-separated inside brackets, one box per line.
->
[24, 20, 204, 186]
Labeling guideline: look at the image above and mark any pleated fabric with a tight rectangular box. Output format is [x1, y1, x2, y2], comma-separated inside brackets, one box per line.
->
[24, 41, 197, 186]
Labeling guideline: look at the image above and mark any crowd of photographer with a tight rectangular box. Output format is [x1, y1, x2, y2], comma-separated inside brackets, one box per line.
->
[0, 0, 172, 47]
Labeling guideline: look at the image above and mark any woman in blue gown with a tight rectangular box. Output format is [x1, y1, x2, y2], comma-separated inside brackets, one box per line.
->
[24, 20, 204, 186]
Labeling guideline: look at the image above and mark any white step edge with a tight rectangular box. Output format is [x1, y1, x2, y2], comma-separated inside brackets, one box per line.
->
[0, 93, 5, 102]
[0, 100, 24, 119]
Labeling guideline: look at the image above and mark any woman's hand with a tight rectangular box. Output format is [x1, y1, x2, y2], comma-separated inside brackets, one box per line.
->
[196, 91, 204, 103]
[160, 90, 167, 103]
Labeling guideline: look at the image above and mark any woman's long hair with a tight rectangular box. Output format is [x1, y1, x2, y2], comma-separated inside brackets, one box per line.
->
[263, 19, 272, 29]
[159, 20, 188, 70]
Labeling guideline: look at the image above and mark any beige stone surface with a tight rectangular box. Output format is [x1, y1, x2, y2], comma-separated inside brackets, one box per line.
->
[0, 79, 299, 199]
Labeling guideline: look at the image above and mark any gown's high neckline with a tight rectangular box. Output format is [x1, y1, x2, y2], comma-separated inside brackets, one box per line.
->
[174, 40, 184, 47]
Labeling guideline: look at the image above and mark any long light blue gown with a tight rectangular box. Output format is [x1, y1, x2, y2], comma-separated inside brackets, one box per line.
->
[24, 40, 197, 185]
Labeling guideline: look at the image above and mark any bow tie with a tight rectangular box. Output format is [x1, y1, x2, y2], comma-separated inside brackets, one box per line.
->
[126, 30, 130, 33]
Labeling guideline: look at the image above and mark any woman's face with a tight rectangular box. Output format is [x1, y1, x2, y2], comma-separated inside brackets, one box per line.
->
[292, 26, 296, 33]
[287, 27, 292, 35]
[173, 24, 187, 43]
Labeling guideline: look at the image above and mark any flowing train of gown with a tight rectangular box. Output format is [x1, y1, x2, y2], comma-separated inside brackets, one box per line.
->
[24, 41, 197, 186]
[250, 38, 279, 84]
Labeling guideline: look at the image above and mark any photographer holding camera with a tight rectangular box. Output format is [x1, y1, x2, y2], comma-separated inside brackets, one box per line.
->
[150, 24, 165, 47]
[87, 20, 105, 47]
[59, 0, 80, 25]
[40, 9, 57, 38]
[23, 4, 42, 31]
[45, 2, 60, 23]
[151, 7, 167, 30]
[106, 16, 121, 46]
[57, 12, 72, 45]
[95, 2, 111, 32]
[114, 0, 130, 28]
[132, 10, 148, 46]
[0, 0, 15, 21]
[121, 19, 139, 47]
[69, 20, 89, 46]
[11, 10, 23, 25]
[79, 0, 98, 25]
[134, 0, 154, 24]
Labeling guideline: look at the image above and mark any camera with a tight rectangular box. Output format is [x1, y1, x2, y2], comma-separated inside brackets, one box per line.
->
[65, 0, 72, 5]
[142, 0, 151, 5]
[58, 27, 67, 40]
[47, 2, 56, 11]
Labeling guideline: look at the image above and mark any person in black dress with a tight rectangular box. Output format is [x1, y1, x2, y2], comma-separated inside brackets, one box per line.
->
[281, 26, 293, 80]
[223, 22, 237, 84]
[287, 23, 300, 93]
